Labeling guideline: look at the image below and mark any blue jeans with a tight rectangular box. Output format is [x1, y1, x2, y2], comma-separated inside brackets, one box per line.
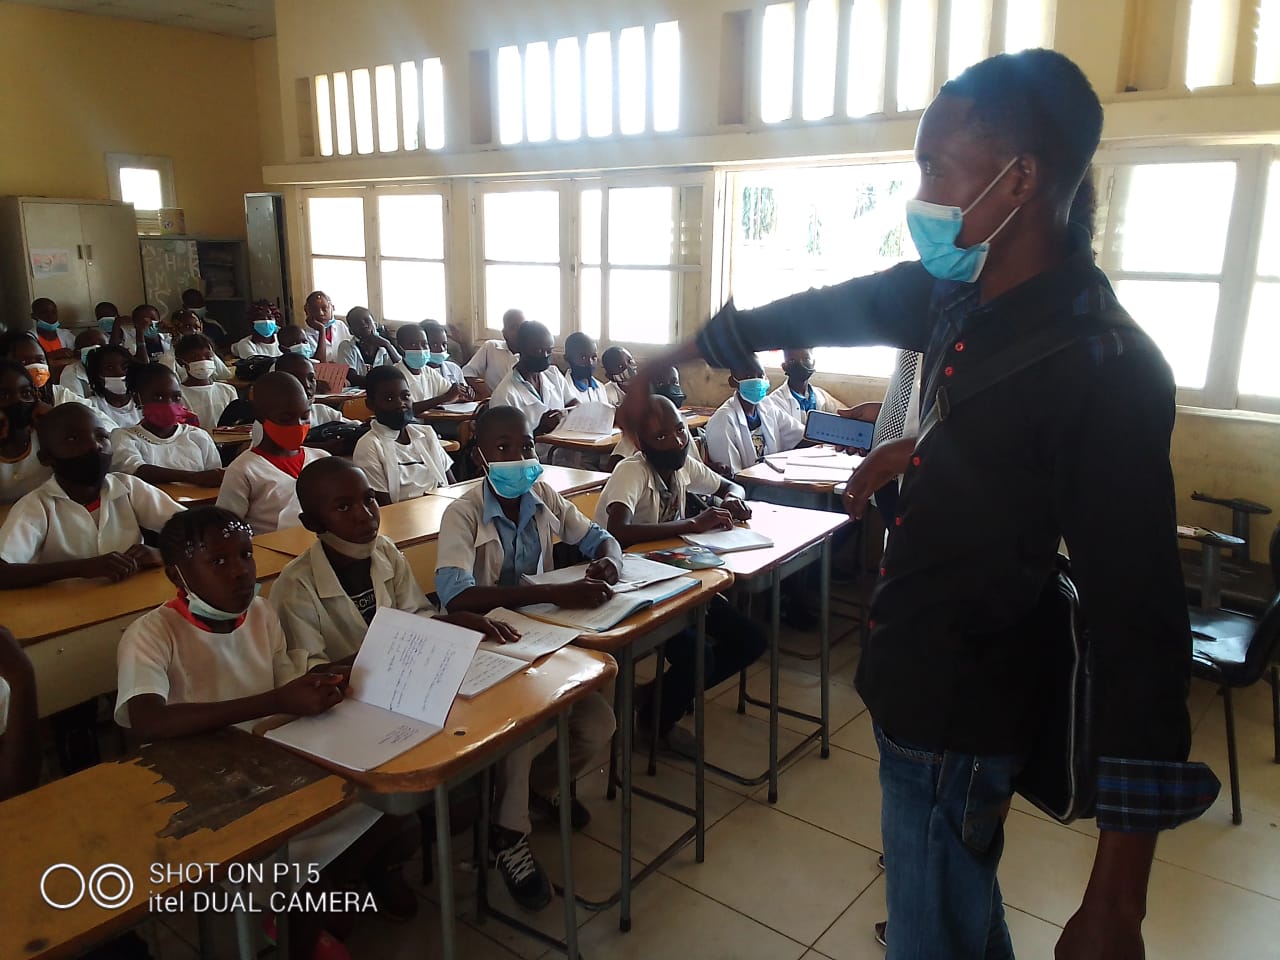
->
[875, 724, 1023, 960]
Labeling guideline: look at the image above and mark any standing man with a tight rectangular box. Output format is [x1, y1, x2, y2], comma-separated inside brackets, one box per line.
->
[620, 49, 1218, 960]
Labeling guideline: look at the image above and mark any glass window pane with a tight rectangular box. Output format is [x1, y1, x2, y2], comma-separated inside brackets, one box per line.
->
[483, 192, 560, 262]
[580, 266, 602, 338]
[554, 37, 582, 141]
[422, 58, 445, 150]
[1255, 162, 1280, 277]
[525, 42, 553, 143]
[653, 21, 681, 132]
[619, 25, 646, 135]
[485, 265, 561, 333]
[1114, 279, 1219, 389]
[581, 189, 602, 265]
[1238, 282, 1280, 397]
[375, 64, 398, 152]
[949, 0, 989, 77]
[847, 0, 886, 117]
[332, 72, 353, 156]
[381, 260, 446, 324]
[897, 0, 934, 111]
[816, 346, 898, 378]
[1257, 0, 1280, 84]
[761, 3, 796, 123]
[609, 270, 673, 343]
[1114, 163, 1236, 275]
[310, 258, 368, 316]
[307, 196, 365, 258]
[315, 75, 334, 157]
[400, 61, 420, 150]
[608, 187, 674, 265]
[352, 68, 374, 155]
[120, 168, 163, 210]
[378, 194, 444, 260]
[802, 0, 838, 120]
[498, 45, 523, 144]
[1186, 0, 1236, 89]
[1005, 0, 1049, 53]
[585, 31, 613, 137]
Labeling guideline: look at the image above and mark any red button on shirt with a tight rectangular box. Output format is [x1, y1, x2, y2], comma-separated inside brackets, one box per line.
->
[879, 567, 886, 577]
[912, 456, 921, 467]
[894, 516, 903, 527]
[954, 341, 965, 352]
[944, 366, 955, 377]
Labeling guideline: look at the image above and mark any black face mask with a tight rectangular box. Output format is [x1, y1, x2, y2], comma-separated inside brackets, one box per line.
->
[1, 401, 36, 436]
[785, 362, 816, 383]
[375, 409, 415, 430]
[523, 354, 551, 374]
[568, 363, 596, 382]
[643, 443, 689, 473]
[655, 386, 686, 408]
[54, 449, 112, 488]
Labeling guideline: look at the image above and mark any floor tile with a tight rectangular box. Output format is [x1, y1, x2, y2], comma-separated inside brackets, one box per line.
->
[758, 747, 884, 852]
[661, 699, 814, 797]
[1004, 905, 1064, 956]
[1143, 857, 1280, 960]
[998, 809, 1096, 925]
[663, 800, 881, 944]
[830, 709, 878, 762]
[343, 893, 525, 960]
[1151, 789, 1280, 899]
[715, 663, 867, 737]
[812, 875, 886, 960]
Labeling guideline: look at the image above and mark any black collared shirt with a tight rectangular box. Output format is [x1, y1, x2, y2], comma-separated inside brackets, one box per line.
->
[697, 236, 1219, 831]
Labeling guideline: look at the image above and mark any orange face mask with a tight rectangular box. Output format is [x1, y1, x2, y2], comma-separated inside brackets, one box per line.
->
[25, 362, 50, 389]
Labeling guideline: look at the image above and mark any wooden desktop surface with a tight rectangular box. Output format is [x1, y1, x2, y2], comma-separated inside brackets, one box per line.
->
[260, 646, 617, 796]
[209, 426, 253, 446]
[570, 568, 735, 655]
[4, 731, 351, 960]
[428, 465, 609, 500]
[254, 494, 457, 558]
[155, 481, 221, 505]
[735, 460, 845, 495]
[535, 432, 622, 453]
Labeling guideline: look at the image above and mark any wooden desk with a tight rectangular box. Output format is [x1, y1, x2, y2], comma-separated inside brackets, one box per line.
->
[735, 460, 844, 497]
[265, 647, 617, 960]
[431, 465, 609, 500]
[630, 502, 849, 803]
[418, 408, 482, 426]
[254, 494, 456, 558]
[155, 481, 221, 506]
[441, 439, 460, 454]
[209, 426, 253, 446]
[11, 546, 292, 717]
[535, 431, 621, 455]
[4, 730, 351, 960]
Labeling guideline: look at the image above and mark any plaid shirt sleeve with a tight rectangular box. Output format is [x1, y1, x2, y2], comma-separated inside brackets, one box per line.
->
[1095, 757, 1220, 832]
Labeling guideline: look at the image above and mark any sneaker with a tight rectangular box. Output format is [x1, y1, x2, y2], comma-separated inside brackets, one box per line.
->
[877, 854, 885, 870]
[874, 920, 888, 948]
[491, 832, 552, 911]
[531, 790, 592, 831]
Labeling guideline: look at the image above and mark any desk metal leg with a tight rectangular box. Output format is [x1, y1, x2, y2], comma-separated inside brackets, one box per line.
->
[1201, 543, 1223, 610]
[556, 712, 579, 960]
[695, 602, 707, 863]
[618, 648, 635, 933]
[768, 572, 782, 804]
[820, 539, 831, 759]
[435, 786, 456, 960]
[648, 642, 665, 776]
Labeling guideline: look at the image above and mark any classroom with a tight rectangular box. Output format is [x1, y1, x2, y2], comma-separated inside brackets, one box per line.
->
[1, 0, 1278, 958]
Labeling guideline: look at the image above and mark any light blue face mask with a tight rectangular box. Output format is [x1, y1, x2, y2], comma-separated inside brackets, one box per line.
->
[179, 573, 259, 622]
[482, 452, 544, 500]
[80, 346, 99, 366]
[288, 342, 315, 358]
[98, 316, 116, 334]
[427, 351, 450, 365]
[253, 320, 278, 338]
[905, 156, 1022, 284]
[403, 348, 428, 370]
[37, 319, 59, 333]
[736, 377, 770, 405]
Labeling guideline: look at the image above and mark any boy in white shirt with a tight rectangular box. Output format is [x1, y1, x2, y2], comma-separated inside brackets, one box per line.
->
[597, 395, 765, 751]
[462, 307, 523, 394]
[0, 360, 52, 504]
[110, 363, 223, 486]
[600, 346, 637, 405]
[301, 290, 351, 361]
[0, 403, 184, 588]
[57, 329, 108, 399]
[231, 302, 283, 359]
[760, 348, 845, 449]
[394, 324, 462, 414]
[115, 304, 172, 365]
[435, 405, 618, 911]
[337, 307, 400, 387]
[176, 334, 238, 428]
[490, 321, 570, 461]
[422, 320, 470, 389]
[217, 372, 329, 534]
[703, 357, 791, 476]
[560, 332, 611, 405]
[352, 366, 453, 504]
[247, 353, 355, 449]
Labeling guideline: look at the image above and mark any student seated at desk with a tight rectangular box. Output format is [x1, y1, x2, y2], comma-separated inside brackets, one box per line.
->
[462, 307, 523, 394]
[490, 321, 571, 461]
[561, 332, 611, 405]
[337, 306, 399, 387]
[422, 320, 471, 391]
[301, 290, 351, 362]
[218, 372, 328, 535]
[278, 322, 317, 360]
[271, 458, 515, 667]
[704, 357, 790, 476]
[352, 366, 453, 504]
[760, 348, 845, 449]
[70, 343, 143, 430]
[601, 346, 637, 403]
[0, 360, 52, 502]
[113, 304, 171, 367]
[232, 302, 284, 359]
[248, 353, 357, 453]
[177, 334, 238, 428]
[435, 405, 619, 911]
[31, 297, 74, 362]
[0, 624, 40, 798]
[169, 308, 231, 382]
[597, 395, 766, 753]
[56, 328, 108, 399]
[607, 365, 687, 469]
[116, 507, 417, 957]
[394, 324, 462, 413]
[182, 288, 229, 349]
[110, 363, 224, 487]
[2, 331, 53, 405]
[0, 403, 184, 588]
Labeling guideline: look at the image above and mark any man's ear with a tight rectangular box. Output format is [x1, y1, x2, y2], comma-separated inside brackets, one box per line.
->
[727, 374, 740, 388]
[1010, 154, 1039, 204]
[298, 510, 324, 534]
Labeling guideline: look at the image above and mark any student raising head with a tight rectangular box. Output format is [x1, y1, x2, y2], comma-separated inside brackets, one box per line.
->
[703, 355, 789, 475]
[759, 348, 846, 449]
[57, 328, 108, 399]
[232, 301, 283, 359]
[561, 332, 609, 405]
[0, 402, 184, 588]
[394, 323, 462, 413]
[115, 304, 169, 365]
[216, 371, 329, 535]
[0, 359, 53, 503]
[336, 306, 399, 387]
[176, 334, 237, 428]
[352, 365, 453, 505]
[109, 363, 223, 488]
[489, 321, 571, 456]
[607, 364, 688, 469]
[81, 342, 143, 429]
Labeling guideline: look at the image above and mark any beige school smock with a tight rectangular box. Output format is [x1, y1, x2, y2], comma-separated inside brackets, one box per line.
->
[352, 421, 451, 502]
[595, 451, 723, 526]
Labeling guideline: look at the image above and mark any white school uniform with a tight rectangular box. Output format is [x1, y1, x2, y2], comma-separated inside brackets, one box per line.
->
[164, 352, 231, 380]
[704, 394, 790, 475]
[37, 327, 76, 351]
[595, 452, 723, 526]
[117, 328, 171, 359]
[231, 336, 282, 359]
[461, 339, 516, 391]
[0, 473, 184, 564]
[180, 381, 239, 430]
[336, 339, 395, 380]
[604, 381, 626, 406]
[65, 392, 143, 431]
[429, 359, 467, 386]
[58, 361, 91, 398]
[216, 447, 329, 535]
[0, 676, 9, 735]
[760, 382, 842, 450]
[490, 368, 571, 460]
[248, 401, 350, 447]
[269, 536, 434, 669]
[353, 422, 451, 502]
[561, 370, 613, 406]
[0, 433, 52, 503]
[303, 319, 351, 354]
[394, 361, 452, 406]
[110, 423, 221, 475]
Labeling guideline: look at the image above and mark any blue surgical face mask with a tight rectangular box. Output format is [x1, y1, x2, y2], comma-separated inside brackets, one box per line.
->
[324, 317, 336, 329]
[403, 349, 428, 370]
[905, 157, 1022, 284]
[80, 346, 99, 366]
[36, 319, 59, 332]
[427, 351, 450, 365]
[179, 572, 259, 622]
[482, 452, 544, 500]
[253, 320, 278, 338]
[288, 342, 315, 358]
[98, 316, 116, 334]
[736, 377, 769, 405]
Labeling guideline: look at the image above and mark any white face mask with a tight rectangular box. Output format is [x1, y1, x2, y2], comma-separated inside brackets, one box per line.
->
[103, 376, 129, 396]
[185, 359, 217, 380]
[318, 531, 379, 559]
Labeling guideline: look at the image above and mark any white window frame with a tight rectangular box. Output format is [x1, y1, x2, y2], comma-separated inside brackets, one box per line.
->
[106, 153, 176, 210]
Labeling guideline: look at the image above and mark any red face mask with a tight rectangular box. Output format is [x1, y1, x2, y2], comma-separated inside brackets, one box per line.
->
[262, 420, 309, 451]
[144, 401, 188, 429]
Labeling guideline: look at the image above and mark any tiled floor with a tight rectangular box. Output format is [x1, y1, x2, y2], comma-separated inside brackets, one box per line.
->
[144, 619, 1280, 959]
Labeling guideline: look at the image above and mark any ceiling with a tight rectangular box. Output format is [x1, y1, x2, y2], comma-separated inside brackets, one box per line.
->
[8, 0, 275, 39]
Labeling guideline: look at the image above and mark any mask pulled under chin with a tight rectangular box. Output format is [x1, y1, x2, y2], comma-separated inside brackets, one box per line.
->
[318, 530, 379, 559]
[180, 573, 259, 622]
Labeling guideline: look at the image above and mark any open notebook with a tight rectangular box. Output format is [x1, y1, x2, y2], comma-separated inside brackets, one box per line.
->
[547, 401, 619, 441]
[682, 527, 774, 553]
[519, 577, 698, 632]
[265, 609, 480, 771]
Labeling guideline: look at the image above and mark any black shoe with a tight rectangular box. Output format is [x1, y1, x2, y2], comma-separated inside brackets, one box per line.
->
[874, 920, 887, 948]
[490, 831, 552, 911]
[877, 853, 885, 870]
[531, 790, 592, 830]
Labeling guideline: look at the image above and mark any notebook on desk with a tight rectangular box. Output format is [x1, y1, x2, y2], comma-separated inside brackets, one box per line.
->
[682, 527, 775, 553]
[547, 401, 619, 440]
[518, 577, 698, 632]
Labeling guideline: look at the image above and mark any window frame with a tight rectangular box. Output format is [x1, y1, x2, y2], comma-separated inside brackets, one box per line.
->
[106, 153, 176, 211]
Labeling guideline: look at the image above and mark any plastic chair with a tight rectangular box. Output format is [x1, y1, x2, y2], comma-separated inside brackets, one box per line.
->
[1189, 590, 1280, 824]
